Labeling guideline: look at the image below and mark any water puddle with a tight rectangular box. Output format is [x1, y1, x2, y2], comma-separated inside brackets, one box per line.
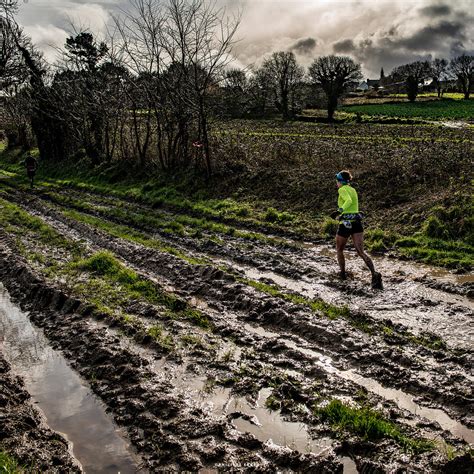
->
[0, 284, 142, 473]
[312, 244, 474, 286]
[231, 387, 332, 454]
[175, 375, 357, 472]
[341, 456, 358, 473]
[241, 321, 474, 444]
[175, 278, 474, 447]
[341, 369, 474, 444]
[178, 375, 333, 456]
[221, 253, 473, 350]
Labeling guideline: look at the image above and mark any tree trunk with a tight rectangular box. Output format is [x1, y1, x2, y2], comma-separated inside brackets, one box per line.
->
[327, 94, 338, 122]
[406, 76, 418, 102]
[281, 88, 289, 120]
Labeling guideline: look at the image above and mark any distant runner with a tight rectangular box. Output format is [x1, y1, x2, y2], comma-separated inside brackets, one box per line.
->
[24, 152, 38, 188]
[332, 170, 383, 289]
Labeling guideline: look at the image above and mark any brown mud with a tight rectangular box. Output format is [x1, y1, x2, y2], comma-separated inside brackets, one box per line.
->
[0, 233, 342, 472]
[0, 182, 473, 472]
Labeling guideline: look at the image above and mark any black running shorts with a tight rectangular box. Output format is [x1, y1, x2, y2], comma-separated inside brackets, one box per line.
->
[337, 221, 364, 238]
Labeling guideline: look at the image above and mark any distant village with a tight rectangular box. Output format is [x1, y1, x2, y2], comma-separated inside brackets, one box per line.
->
[355, 68, 457, 95]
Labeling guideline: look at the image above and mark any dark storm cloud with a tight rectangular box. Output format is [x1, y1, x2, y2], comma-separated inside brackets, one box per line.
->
[398, 21, 466, 51]
[420, 4, 452, 17]
[15, 0, 474, 77]
[450, 41, 474, 57]
[333, 39, 356, 53]
[290, 37, 317, 55]
[330, 13, 472, 77]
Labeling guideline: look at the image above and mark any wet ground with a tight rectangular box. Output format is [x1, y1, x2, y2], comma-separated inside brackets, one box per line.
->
[0, 181, 473, 472]
[0, 284, 142, 473]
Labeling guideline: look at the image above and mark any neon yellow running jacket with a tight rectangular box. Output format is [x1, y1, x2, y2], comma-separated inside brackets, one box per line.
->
[338, 185, 359, 214]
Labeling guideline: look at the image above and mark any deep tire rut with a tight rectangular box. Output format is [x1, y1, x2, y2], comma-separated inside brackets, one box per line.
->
[9, 192, 474, 425]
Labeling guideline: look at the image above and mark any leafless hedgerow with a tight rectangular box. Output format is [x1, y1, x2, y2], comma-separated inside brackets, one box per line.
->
[110, 0, 241, 175]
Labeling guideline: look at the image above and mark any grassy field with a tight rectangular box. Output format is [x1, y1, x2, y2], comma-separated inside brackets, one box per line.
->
[1, 114, 473, 270]
[341, 98, 474, 120]
[390, 93, 466, 100]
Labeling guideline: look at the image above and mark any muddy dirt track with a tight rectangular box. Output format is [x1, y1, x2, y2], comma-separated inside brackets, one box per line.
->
[0, 179, 473, 473]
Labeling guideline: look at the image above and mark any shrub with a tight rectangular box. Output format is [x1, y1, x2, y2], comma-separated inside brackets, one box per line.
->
[423, 216, 448, 239]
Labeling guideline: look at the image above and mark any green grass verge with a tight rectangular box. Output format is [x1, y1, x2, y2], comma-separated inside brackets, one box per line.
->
[0, 147, 311, 238]
[61, 208, 207, 266]
[242, 277, 349, 320]
[341, 98, 474, 120]
[2, 140, 472, 271]
[317, 399, 434, 453]
[0, 451, 22, 473]
[75, 251, 212, 330]
[0, 197, 211, 335]
[45, 189, 292, 248]
[0, 197, 80, 254]
[365, 198, 474, 271]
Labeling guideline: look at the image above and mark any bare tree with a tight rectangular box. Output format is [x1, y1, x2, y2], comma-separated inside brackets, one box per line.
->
[308, 55, 362, 121]
[3, 0, 238, 176]
[431, 58, 449, 98]
[1, 0, 51, 151]
[164, 0, 240, 176]
[450, 54, 474, 100]
[112, 0, 239, 175]
[391, 60, 431, 102]
[260, 51, 304, 120]
[1, 1, 23, 85]
[247, 66, 274, 117]
[221, 68, 249, 118]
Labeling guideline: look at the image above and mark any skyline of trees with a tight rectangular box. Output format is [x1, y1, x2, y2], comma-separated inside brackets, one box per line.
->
[1, 0, 473, 175]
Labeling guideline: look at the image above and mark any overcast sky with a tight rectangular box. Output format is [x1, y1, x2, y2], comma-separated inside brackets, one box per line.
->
[16, 0, 474, 78]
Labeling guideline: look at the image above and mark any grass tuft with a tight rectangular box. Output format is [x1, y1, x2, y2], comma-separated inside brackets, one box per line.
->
[317, 399, 434, 453]
[243, 277, 350, 319]
[0, 451, 22, 473]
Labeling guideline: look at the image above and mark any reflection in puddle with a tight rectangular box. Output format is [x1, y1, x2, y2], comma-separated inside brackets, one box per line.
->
[169, 367, 331, 455]
[178, 377, 357, 472]
[341, 456, 358, 474]
[230, 387, 332, 454]
[0, 284, 141, 473]
[190, 380, 333, 456]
